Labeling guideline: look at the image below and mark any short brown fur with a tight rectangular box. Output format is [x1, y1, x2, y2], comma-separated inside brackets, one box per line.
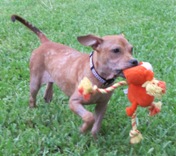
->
[11, 15, 138, 138]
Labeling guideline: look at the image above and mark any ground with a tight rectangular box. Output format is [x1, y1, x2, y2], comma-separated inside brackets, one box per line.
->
[0, 0, 176, 155]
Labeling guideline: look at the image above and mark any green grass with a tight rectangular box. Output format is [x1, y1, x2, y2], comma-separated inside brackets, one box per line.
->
[0, 0, 176, 155]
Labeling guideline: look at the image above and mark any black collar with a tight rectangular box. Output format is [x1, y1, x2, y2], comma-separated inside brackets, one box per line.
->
[89, 51, 115, 86]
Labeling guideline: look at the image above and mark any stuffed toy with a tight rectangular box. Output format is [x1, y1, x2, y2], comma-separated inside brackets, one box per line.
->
[122, 62, 166, 144]
[78, 62, 166, 144]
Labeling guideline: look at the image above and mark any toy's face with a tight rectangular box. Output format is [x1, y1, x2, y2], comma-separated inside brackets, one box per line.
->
[123, 62, 154, 85]
[141, 62, 153, 71]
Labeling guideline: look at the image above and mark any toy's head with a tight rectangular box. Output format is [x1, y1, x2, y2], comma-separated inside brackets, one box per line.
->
[123, 62, 154, 85]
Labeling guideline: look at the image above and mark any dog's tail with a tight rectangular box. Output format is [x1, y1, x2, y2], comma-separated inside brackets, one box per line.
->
[11, 15, 49, 43]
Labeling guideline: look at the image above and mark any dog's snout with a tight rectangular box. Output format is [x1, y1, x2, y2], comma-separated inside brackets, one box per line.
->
[130, 59, 138, 66]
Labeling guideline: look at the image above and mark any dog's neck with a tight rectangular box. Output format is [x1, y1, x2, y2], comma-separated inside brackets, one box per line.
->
[89, 51, 115, 86]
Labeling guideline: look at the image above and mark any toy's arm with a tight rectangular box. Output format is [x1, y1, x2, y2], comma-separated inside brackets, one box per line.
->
[78, 77, 127, 101]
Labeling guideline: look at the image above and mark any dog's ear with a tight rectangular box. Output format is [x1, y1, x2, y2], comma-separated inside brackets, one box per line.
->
[77, 34, 103, 50]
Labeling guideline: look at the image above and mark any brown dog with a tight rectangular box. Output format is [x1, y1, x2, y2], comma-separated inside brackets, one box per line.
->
[11, 15, 138, 138]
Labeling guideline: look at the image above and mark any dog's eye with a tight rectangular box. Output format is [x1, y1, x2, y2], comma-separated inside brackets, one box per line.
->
[112, 48, 120, 53]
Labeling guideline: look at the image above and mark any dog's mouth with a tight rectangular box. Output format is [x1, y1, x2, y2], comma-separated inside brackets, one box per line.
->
[108, 61, 139, 81]
[114, 69, 124, 78]
[115, 65, 137, 78]
[118, 60, 139, 78]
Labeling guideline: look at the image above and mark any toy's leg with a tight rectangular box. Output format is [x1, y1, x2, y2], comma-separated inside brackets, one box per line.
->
[126, 102, 138, 116]
[148, 102, 162, 116]
[129, 111, 143, 144]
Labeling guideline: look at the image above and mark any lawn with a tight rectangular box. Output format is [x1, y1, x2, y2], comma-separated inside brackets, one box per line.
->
[0, 0, 176, 155]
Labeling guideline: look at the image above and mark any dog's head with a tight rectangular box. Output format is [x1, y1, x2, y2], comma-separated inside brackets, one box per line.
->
[77, 34, 138, 80]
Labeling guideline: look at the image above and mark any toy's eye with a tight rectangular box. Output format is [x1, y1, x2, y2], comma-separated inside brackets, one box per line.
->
[112, 48, 120, 53]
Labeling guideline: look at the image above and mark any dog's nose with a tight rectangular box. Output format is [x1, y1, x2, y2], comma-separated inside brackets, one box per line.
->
[130, 59, 138, 66]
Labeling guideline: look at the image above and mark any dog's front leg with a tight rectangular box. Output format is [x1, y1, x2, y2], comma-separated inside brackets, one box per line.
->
[91, 102, 107, 139]
[69, 95, 95, 133]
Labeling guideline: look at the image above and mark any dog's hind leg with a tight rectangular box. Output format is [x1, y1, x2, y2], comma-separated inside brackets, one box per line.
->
[29, 74, 42, 108]
[44, 82, 53, 103]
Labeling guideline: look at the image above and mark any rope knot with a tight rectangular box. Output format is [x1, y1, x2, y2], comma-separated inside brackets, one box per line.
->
[129, 129, 143, 144]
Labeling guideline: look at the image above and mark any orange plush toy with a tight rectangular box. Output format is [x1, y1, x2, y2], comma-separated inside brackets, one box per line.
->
[78, 62, 166, 144]
[123, 62, 166, 117]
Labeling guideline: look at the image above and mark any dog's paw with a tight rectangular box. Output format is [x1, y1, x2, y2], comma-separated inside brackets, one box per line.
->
[91, 129, 98, 140]
[44, 96, 52, 103]
[80, 112, 95, 133]
[44, 91, 53, 103]
[29, 96, 37, 108]
[80, 123, 89, 133]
